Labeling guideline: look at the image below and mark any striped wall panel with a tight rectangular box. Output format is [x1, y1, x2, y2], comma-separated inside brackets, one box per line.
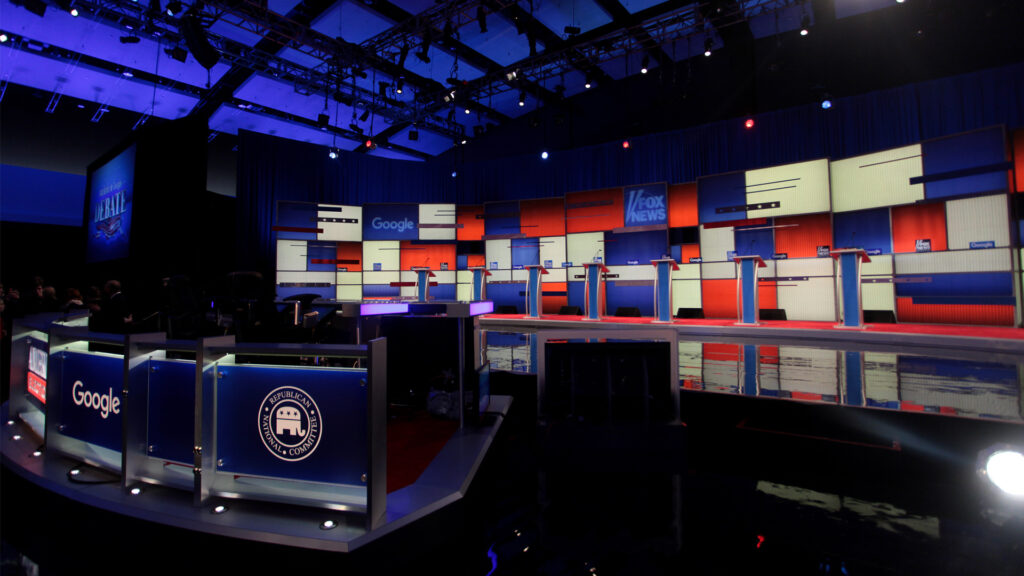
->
[830, 144, 924, 213]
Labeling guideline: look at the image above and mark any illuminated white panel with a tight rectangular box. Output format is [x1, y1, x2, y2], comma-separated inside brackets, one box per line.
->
[760, 260, 777, 279]
[317, 205, 362, 242]
[488, 270, 513, 283]
[604, 265, 655, 281]
[672, 263, 701, 280]
[363, 241, 400, 271]
[363, 271, 400, 285]
[945, 194, 1011, 250]
[277, 271, 334, 284]
[512, 269, 529, 282]
[699, 225, 735, 262]
[701, 262, 736, 280]
[399, 271, 418, 298]
[864, 352, 898, 403]
[419, 203, 457, 241]
[277, 239, 307, 271]
[672, 279, 702, 310]
[566, 232, 605, 266]
[862, 283, 895, 312]
[566, 266, 584, 283]
[779, 347, 838, 395]
[776, 257, 834, 278]
[894, 248, 1012, 275]
[457, 283, 473, 301]
[336, 272, 362, 285]
[759, 350, 780, 392]
[746, 159, 830, 218]
[862, 254, 893, 276]
[486, 239, 512, 270]
[544, 269, 568, 283]
[778, 277, 836, 321]
[539, 236, 567, 268]
[678, 341, 703, 382]
[830, 144, 924, 212]
[430, 271, 456, 284]
[457, 270, 473, 284]
[336, 285, 362, 300]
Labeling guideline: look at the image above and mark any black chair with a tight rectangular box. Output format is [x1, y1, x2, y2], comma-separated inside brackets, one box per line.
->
[863, 310, 897, 323]
[675, 308, 704, 319]
[760, 308, 788, 321]
[614, 306, 642, 317]
[558, 305, 583, 316]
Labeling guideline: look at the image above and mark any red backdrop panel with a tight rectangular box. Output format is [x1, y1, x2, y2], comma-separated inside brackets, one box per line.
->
[466, 254, 486, 268]
[774, 213, 832, 258]
[702, 279, 737, 318]
[542, 281, 569, 314]
[566, 188, 624, 233]
[400, 242, 456, 271]
[758, 281, 778, 310]
[668, 183, 698, 228]
[703, 342, 741, 362]
[680, 245, 701, 261]
[336, 241, 362, 271]
[520, 197, 566, 237]
[1015, 129, 1024, 193]
[891, 203, 947, 253]
[457, 205, 485, 241]
[895, 297, 1015, 325]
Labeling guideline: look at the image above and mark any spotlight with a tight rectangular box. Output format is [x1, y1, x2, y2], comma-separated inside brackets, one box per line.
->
[122, 70, 134, 78]
[461, 138, 467, 145]
[704, 37, 713, 57]
[165, 0, 182, 16]
[981, 448, 1024, 497]
[464, 107, 470, 114]
[0, 34, 7, 43]
[477, 5, 487, 33]
[640, 55, 649, 74]
[744, 118, 755, 129]
[120, 35, 141, 44]
[165, 45, 187, 62]
[800, 14, 810, 36]
[541, 151, 549, 160]
[212, 505, 228, 514]
[518, 92, 526, 107]
[820, 97, 832, 110]
[395, 78, 404, 94]
[584, 80, 592, 89]
[365, 138, 376, 150]
[622, 140, 630, 149]
[130, 487, 142, 495]
[328, 148, 338, 159]
[321, 520, 337, 530]
[70, 7, 79, 16]
[451, 171, 457, 178]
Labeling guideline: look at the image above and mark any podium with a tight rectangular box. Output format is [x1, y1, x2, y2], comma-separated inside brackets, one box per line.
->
[830, 248, 872, 329]
[733, 255, 766, 325]
[467, 266, 491, 301]
[524, 265, 548, 318]
[651, 258, 679, 323]
[410, 266, 435, 303]
[581, 262, 609, 321]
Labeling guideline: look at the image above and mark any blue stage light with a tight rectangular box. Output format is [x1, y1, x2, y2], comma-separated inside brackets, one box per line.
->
[821, 99, 832, 109]
[541, 151, 549, 160]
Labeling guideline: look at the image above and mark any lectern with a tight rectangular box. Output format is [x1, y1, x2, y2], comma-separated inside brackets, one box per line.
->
[733, 255, 766, 325]
[830, 248, 872, 329]
[467, 266, 491, 302]
[651, 258, 679, 323]
[581, 262, 609, 321]
[410, 266, 435, 303]
[524, 265, 548, 318]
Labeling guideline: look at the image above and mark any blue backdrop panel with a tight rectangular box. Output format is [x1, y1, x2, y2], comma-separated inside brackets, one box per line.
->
[484, 201, 521, 236]
[306, 242, 337, 271]
[362, 284, 401, 298]
[567, 281, 586, 312]
[604, 230, 669, 265]
[147, 359, 196, 464]
[897, 355, 1018, 385]
[215, 365, 368, 484]
[605, 283, 655, 316]
[429, 284, 456, 301]
[275, 285, 335, 300]
[276, 202, 319, 240]
[921, 127, 1009, 200]
[894, 272, 1015, 305]
[487, 282, 525, 312]
[832, 207, 892, 254]
[55, 351, 124, 453]
[511, 237, 540, 268]
[845, 351, 863, 406]
[697, 172, 747, 224]
[363, 204, 419, 240]
[735, 219, 775, 259]
[486, 332, 529, 347]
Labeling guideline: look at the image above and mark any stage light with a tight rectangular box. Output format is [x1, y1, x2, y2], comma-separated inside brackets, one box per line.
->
[640, 55, 649, 74]
[320, 520, 337, 530]
[122, 70, 134, 78]
[70, 468, 81, 476]
[130, 487, 142, 495]
[451, 171, 457, 178]
[12, 434, 21, 441]
[541, 150, 549, 160]
[328, 148, 338, 159]
[820, 97, 832, 109]
[477, 5, 487, 33]
[744, 118, 755, 129]
[395, 78, 404, 94]
[166, 0, 182, 16]
[461, 138, 467, 145]
[465, 107, 471, 114]
[800, 14, 810, 36]
[212, 505, 228, 514]
[70, 7, 79, 16]
[31, 450, 42, 457]
[0, 34, 7, 43]
[181, 11, 220, 69]
[365, 138, 376, 150]
[622, 140, 630, 149]
[704, 37, 713, 57]
[416, 33, 431, 63]
[518, 92, 526, 107]
[983, 449, 1024, 496]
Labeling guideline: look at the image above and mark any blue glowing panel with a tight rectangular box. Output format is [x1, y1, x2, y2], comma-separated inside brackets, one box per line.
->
[486, 283, 524, 313]
[604, 230, 668, 265]
[606, 283, 655, 316]
[834, 0, 896, 19]
[269, 0, 303, 15]
[698, 172, 747, 224]
[367, 147, 426, 161]
[598, 51, 657, 80]
[459, 21, 534, 67]
[390, 126, 456, 156]
[0, 47, 199, 119]
[147, 359, 196, 465]
[734, 220, 775, 260]
[209, 20, 264, 47]
[312, 1, 395, 44]
[403, 46, 485, 84]
[209, 106, 362, 149]
[54, 351, 123, 453]
[895, 272, 1015, 305]
[276, 202, 318, 240]
[532, 0, 612, 35]
[920, 128, 1009, 200]
[0, 7, 230, 89]
[276, 285, 335, 300]
[511, 238, 540, 268]
[748, 4, 805, 39]
[897, 356, 1018, 385]
[87, 145, 135, 263]
[363, 204, 419, 240]
[307, 242, 337, 271]
[485, 201, 521, 237]
[215, 364, 368, 485]
[567, 281, 586, 311]
[235, 75, 357, 125]
[1, 165, 85, 226]
[277, 46, 325, 70]
[362, 285, 401, 298]
[832, 207, 892, 254]
[619, 0, 671, 14]
[430, 284, 457, 301]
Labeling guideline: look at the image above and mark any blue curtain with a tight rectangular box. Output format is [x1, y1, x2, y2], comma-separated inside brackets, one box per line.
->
[238, 61, 1024, 276]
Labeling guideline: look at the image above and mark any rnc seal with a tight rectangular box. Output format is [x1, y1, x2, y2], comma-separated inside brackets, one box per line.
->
[258, 386, 322, 462]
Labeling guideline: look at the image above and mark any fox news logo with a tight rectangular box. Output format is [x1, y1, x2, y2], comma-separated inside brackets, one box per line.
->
[624, 187, 666, 227]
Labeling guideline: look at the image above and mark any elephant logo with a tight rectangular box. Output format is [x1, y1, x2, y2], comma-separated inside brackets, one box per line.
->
[258, 386, 322, 462]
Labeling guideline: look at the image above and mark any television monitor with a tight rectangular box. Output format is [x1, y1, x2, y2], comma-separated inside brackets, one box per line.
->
[85, 144, 136, 262]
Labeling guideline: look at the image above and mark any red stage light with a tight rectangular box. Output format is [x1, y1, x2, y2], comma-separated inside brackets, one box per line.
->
[365, 139, 374, 149]
[744, 118, 755, 129]
[622, 140, 630, 149]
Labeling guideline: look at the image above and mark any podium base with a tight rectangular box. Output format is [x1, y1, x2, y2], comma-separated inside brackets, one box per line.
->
[651, 319, 675, 324]
[733, 321, 761, 327]
[581, 316, 603, 321]
[833, 323, 870, 330]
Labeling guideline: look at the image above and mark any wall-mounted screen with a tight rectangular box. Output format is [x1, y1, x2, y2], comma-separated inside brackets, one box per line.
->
[86, 144, 136, 263]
